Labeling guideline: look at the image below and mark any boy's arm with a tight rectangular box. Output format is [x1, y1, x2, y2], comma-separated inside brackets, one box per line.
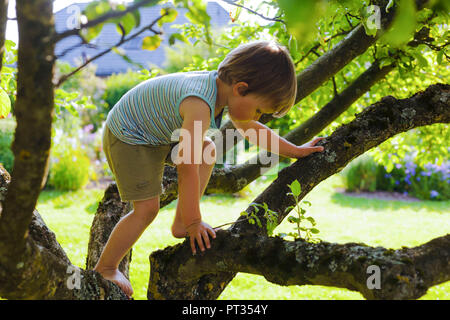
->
[231, 119, 324, 158]
[176, 97, 216, 254]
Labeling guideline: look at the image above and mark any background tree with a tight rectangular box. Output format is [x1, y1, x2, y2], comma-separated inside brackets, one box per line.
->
[0, 0, 448, 299]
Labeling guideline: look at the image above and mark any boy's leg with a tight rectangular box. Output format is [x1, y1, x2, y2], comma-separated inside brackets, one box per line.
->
[94, 196, 160, 296]
[171, 137, 216, 238]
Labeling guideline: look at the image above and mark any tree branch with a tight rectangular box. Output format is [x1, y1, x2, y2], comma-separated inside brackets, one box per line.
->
[149, 230, 450, 300]
[55, 13, 166, 88]
[53, 0, 160, 43]
[86, 183, 133, 279]
[221, 0, 286, 24]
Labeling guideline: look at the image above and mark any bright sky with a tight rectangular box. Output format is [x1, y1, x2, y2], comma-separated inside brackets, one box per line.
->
[5, 0, 268, 43]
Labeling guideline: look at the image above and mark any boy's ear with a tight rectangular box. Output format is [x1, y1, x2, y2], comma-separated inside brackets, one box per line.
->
[233, 82, 249, 96]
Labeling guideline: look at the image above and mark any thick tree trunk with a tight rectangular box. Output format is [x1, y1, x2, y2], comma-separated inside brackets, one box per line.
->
[0, 164, 128, 299]
[147, 83, 450, 300]
[0, 0, 55, 257]
[85, 183, 133, 278]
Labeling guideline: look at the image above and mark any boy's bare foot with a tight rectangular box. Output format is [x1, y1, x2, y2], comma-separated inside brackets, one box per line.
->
[94, 267, 133, 298]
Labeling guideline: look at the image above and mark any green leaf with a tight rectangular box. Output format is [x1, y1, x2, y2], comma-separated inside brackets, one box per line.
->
[436, 50, 444, 64]
[310, 228, 320, 234]
[0, 88, 11, 119]
[142, 35, 162, 51]
[284, 205, 295, 213]
[133, 0, 159, 7]
[289, 180, 301, 197]
[382, 0, 417, 47]
[386, 161, 394, 172]
[288, 216, 299, 224]
[306, 216, 316, 226]
[131, 8, 141, 28]
[158, 7, 178, 27]
[115, 13, 137, 36]
[250, 203, 260, 213]
[360, 5, 380, 37]
[412, 52, 428, 68]
[82, 1, 110, 41]
[230, 0, 242, 22]
[278, 0, 323, 41]
[169, 33, 189, 45]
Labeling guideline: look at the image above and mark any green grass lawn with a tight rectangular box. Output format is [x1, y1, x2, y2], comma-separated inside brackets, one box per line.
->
[36, 173, 450, 300]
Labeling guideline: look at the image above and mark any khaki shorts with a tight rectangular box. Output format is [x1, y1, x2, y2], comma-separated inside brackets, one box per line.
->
[102, 126, 176, 202]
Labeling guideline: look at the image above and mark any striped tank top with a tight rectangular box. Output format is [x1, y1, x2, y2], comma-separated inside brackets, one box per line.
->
[106, 70, 223, 145]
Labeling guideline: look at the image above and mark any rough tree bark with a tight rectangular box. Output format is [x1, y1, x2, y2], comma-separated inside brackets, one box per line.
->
[0, 0, 56, 276]
[147, 83, 450, 300]
[85, 184, 133, 278]
[0, 165, 128, 299]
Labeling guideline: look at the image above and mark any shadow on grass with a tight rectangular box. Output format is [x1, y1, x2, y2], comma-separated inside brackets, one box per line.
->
[331, 192, 449, 213]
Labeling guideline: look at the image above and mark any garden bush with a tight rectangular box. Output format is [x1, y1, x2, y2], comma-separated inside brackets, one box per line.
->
[341, 154, 378, 192]
[0, 127, 14, 173]
[0, 118, 16, 173]
[341, 155, 449, 201]
[102, 70, 144, 111]
[48, 137, 91, 191]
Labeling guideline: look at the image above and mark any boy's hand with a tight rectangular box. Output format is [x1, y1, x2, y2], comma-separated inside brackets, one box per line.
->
[186, 220, 217, 255]
[294, 137, 325, 158]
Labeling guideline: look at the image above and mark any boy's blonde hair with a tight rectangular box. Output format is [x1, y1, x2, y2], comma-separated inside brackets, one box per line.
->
[218, 40, 297, 118]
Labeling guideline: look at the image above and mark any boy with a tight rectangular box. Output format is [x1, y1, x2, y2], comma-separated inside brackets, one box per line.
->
[94, 41, 324, 297]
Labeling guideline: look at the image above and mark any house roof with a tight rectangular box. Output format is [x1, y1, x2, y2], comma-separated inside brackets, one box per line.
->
[55, 2, 230, 76]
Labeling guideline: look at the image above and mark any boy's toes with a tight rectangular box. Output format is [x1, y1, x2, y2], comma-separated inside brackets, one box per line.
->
[95, 268, 134, 298]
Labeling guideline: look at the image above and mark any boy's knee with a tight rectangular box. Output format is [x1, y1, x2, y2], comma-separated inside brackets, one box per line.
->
[132, 197, 160, 224]
[203, 137, 216, 164]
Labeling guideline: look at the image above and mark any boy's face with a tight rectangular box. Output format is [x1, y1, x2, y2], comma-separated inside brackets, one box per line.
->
[227, 82, 273, 122]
